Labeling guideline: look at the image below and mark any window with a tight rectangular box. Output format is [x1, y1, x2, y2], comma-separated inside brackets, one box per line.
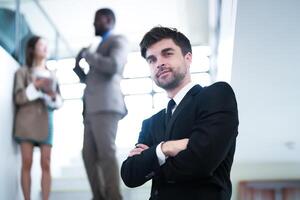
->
[49, 45, 211, 165]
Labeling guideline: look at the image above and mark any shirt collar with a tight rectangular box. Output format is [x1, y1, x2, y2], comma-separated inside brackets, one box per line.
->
[101, 31, 111, 43]
[171, 82, 197, 107]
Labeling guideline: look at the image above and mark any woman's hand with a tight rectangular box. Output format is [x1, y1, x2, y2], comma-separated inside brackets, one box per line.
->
[33, 78, 47, 90]
[46, 91, 57, 100]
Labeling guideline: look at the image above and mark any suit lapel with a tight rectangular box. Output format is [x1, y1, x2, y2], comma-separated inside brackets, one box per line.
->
[165, 85, 202, 140]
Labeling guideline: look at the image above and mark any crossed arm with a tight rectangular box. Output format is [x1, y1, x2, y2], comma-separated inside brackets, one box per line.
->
[121, 82, 239, 187]
[128, 139, 189, 158]
[121, 127, 194, 188]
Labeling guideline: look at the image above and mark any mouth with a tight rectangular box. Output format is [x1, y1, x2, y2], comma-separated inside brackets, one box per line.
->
[156, 69, 171, 78]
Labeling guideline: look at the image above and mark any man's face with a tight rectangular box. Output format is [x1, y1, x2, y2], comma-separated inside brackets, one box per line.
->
[94, 14, 109, 36]
[145, 38, 192, 90]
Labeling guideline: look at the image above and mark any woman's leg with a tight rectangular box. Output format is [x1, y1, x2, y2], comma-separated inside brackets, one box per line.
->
[20, 142, 34, 200]
[40, 144, 52, 200]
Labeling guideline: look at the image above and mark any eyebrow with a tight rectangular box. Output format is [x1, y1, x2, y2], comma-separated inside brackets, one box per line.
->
[161, 48, 175, 53]
[146, 47, 175, 61]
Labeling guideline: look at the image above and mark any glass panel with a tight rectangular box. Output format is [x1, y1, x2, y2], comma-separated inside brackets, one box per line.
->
[52, 99, 84, 165]
[121, 78, 152, 95]
[124, 94, 153, 117]
[191, 72, 211, 86]
[0, 0, 73, 63]
[116, 94, 153, 147]
[191, 46, 211, 73]
[50, 45, 212, 150]
[123, 52, 150, 78]
[153, 81, 165, 93]
[0, 2, 32, 64]
[59, 83, 85, 100]
[49, 45, 212, 150]
[47, 58, 79, 84]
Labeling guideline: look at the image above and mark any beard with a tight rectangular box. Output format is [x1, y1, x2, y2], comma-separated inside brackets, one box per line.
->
[154, 69, 186, 90]
[95, 27, 106, 36]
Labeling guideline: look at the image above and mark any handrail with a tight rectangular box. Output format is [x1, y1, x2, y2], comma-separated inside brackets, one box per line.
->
[15, 0, 21, 60]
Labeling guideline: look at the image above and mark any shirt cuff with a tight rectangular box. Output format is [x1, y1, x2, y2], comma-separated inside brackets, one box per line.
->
[43, 93, 63, 109]
[156, 142, 167, 166]
[25, 83, 43, 101]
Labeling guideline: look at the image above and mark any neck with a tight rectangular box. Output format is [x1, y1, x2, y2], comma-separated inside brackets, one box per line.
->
[166, 78, 191, 99]
[101, 30, 111, 39]
[32, 58, 46, 69]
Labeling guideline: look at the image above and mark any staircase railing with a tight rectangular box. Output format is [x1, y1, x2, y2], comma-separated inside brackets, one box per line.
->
[0, 0, 74, 65]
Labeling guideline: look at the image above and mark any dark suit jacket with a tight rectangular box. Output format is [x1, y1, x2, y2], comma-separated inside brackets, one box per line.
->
[121, 82, 239, 200]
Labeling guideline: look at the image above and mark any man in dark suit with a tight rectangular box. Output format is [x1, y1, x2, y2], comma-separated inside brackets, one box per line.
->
[73, 8, 128, 200]
[121, 27, 239, 200]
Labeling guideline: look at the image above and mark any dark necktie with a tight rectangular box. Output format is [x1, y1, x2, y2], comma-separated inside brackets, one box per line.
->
[166, 99, 176, 125]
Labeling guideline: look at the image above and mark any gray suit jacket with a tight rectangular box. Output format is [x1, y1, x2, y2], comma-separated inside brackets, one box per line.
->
[80, 34, 129, 118]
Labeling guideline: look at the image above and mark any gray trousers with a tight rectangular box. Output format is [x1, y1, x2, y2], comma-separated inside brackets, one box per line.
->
[82, 112, 122, 200]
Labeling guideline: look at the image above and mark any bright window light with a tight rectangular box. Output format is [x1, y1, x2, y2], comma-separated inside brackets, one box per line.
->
[48, 45, 212, 158]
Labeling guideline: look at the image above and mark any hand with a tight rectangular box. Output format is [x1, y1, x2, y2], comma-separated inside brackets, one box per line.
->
[75, 48, 87, 66]
[128, 144, 149, 157]
[35, 78, 54, 94]
[33, 78, 47, 90]
[46, 90, 56, 100]
[161, 138, 189, 157]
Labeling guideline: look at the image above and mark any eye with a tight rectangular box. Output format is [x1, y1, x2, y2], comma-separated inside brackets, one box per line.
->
[163, 51, 174, 57]
[146, 57, 156, 64]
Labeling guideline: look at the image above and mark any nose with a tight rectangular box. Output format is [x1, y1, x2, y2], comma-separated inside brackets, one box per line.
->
[156, 63, 165, 70]
[156, 57, 165, 69]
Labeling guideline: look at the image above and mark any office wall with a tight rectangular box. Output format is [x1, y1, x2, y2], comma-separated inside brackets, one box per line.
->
[218, 0, 300, 199]
[230, 0, 300, 161]
[0, 46, 21, 200]
[0, 46, 49, 200]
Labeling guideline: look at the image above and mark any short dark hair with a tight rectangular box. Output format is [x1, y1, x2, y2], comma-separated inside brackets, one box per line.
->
[140, 26, 192, 58]
[25, 35, 41, 68]
[96, 8, 116, 25]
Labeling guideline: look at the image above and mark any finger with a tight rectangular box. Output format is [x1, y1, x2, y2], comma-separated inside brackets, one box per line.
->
[131, 147, 145, 154]
[128, 152, 141, 157]
[128, 150, 142, 157]
[135, 144, 149, 149]
[128, 148, 145, 157]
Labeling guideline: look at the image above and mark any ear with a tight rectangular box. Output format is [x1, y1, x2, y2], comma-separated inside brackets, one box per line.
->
[185, 52, 192, 66]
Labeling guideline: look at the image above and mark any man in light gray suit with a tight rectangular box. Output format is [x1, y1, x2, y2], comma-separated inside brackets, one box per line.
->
[73, 8, 128, 200]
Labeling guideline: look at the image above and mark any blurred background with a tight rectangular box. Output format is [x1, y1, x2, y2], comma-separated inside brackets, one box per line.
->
[1, 0, 300, 199]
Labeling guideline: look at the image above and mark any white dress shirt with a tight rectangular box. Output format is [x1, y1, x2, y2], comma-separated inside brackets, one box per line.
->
[156, 82, 197, 165]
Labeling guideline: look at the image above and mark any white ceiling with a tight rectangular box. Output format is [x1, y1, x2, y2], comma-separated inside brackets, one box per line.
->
[1, 0, 209, 58]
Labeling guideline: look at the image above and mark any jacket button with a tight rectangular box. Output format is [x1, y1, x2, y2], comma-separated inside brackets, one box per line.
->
[167, 180, 176, 184]
[154, 190, 158, 195]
